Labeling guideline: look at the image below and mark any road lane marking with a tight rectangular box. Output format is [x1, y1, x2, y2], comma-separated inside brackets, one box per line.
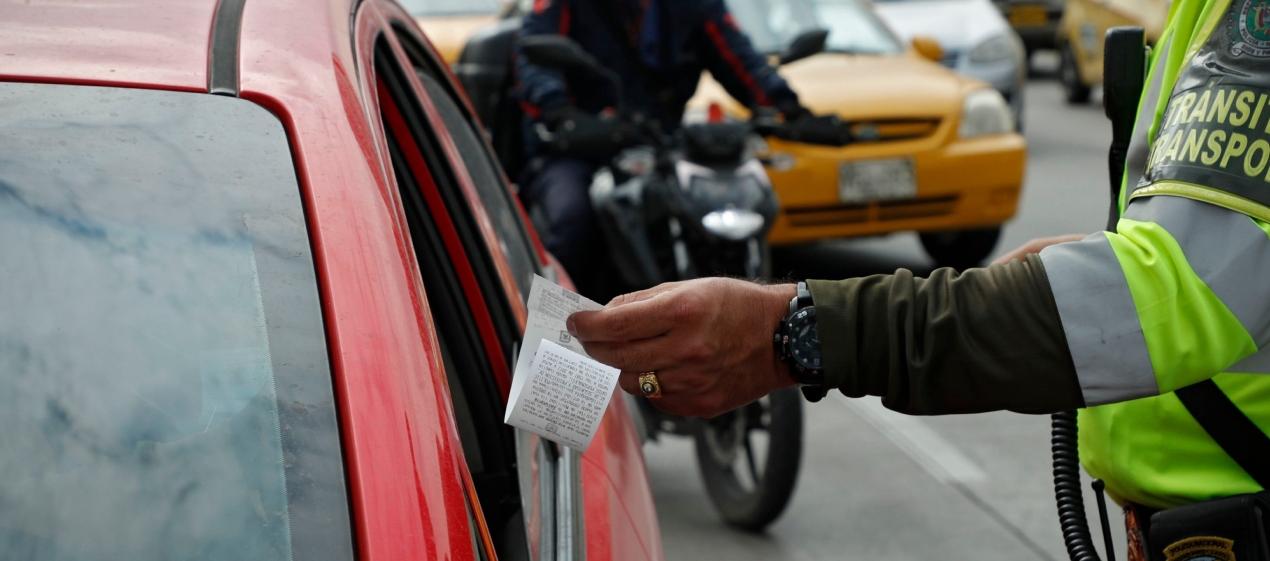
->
[845, 396, 988, 484]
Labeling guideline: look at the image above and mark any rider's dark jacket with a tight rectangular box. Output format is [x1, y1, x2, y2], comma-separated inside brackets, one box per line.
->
[515, 0, 800, 157]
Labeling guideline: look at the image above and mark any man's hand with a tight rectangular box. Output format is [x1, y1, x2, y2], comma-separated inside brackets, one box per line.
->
[567, 278, 798, 418]
[990, 233, 1087, 266]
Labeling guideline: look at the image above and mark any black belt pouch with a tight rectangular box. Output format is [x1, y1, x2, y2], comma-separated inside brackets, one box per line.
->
[1149, 492, 1270, 561]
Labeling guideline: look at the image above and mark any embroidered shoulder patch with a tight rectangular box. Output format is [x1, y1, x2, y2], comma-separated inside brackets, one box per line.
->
[1233, 0, 1270, 57]
[1163, 536, 1236, 561]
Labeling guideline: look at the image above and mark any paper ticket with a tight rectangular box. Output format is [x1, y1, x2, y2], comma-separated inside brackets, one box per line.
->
[504, 275, 620, 450]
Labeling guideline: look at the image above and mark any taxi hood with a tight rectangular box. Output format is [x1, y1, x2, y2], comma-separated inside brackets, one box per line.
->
[691, 53, 971, 121]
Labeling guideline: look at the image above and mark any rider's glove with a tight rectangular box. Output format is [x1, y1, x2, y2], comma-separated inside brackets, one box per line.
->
[775, 98, 813, 122]
[541, 106, 635, 161]
[781, 112, 852, 147]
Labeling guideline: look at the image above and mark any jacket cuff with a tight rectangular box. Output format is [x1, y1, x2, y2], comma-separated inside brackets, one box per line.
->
[807, 278, 861, 396]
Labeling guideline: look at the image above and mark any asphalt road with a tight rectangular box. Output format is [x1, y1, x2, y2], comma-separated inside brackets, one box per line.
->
[643, 63, 1131, 561]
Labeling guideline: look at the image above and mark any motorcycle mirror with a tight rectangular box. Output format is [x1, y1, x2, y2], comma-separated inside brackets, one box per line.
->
[779, 28, 829, 65]
[521, 34, 605, 75]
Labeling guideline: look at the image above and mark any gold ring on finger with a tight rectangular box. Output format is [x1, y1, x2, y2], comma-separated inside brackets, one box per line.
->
[638, 371, 663, 399]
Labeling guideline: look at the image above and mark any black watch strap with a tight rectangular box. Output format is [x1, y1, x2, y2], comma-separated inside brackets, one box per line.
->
[790, 281, 813, 315]
[801, 385, 830, 402]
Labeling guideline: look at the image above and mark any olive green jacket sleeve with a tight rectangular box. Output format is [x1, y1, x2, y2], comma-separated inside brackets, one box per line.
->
[807, 254, 1085, 415]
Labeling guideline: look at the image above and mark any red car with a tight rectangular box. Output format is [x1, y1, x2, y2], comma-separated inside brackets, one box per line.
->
[0, 1, 662, 560]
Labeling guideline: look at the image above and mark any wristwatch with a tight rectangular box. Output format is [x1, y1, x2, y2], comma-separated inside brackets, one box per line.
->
[774, 282, 829, 401]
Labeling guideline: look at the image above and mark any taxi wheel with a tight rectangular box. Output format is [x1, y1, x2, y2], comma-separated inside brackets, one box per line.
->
[920, 227, 1002, 270]
[1060, 44, 1092, 104]
[693, 387, 803, 532]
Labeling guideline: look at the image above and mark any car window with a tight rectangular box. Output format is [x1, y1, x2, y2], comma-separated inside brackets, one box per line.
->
[727, 0, 904, 54]
[399, 0, 503, 16]
[0, 84, 352, 561]
[380, 29, 584, 561]
[374, 39, 528, 560]
[418, 70, 539, 293]
[396, 31, 540, 297]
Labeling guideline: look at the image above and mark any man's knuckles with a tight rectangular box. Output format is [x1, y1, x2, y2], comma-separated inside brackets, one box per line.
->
[668, 289, 704, 324]
[679, 339, 715, 363]
[608, 282, 681, 307]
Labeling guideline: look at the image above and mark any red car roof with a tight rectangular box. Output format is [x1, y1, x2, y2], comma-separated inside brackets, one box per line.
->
[0, 0, 222, 91]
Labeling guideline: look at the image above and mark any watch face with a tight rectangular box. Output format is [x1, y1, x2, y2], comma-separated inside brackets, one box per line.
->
[787, 308, 822, 370]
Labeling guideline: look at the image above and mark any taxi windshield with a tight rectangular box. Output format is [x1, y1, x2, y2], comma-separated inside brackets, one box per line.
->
[0, 83, 352, 561]
[726, 0, 905, 55]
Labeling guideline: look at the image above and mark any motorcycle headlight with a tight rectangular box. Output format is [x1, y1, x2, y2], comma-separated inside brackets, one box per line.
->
[958, 88, 1014, 138]
[967, 33, 1017, 64]
[701, 209, 766, 241]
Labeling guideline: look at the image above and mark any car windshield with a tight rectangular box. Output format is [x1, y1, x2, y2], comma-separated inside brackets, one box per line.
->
[726, 0, 904, 55]
[0, 83, 353, 561]
[400, 0, 502, 16]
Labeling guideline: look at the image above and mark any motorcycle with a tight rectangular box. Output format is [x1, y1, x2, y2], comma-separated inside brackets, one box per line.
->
[514, 33, 854, 532]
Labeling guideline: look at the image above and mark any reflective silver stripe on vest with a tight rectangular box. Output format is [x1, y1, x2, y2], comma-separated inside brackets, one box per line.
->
[1040, 234, 1158, 405]
[1124, 35, 1174, 192]
[1232, 348, 1270, 373]
[1123, 196, 1270, 361]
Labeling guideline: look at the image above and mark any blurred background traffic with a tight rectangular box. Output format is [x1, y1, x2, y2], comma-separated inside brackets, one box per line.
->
[407, 0, 1165, 557]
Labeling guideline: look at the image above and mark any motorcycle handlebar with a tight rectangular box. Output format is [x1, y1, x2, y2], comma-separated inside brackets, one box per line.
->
[757, 114, 854, 147]
[540, 111, 855, 160]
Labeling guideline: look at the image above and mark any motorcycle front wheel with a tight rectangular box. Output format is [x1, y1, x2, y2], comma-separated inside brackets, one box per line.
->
[692, 387, 803, 532]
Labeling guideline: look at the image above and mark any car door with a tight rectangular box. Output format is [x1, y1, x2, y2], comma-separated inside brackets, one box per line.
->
[364, 5, 664, 561]
[361, 4, 585, 561]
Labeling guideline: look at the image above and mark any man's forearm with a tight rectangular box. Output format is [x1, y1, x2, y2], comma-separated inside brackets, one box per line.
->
[808, 254, 1085, 415]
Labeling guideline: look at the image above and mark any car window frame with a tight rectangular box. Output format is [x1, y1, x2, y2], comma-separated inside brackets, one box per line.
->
[390, 20, 543, 299]
[374, 13, 586, 561]
[372, 32, 532, 561]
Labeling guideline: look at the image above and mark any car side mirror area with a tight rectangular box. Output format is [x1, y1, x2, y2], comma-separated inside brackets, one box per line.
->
[520, 34, 604, 75]
[779, 28, 829, 65]
[911, 36, 944, 63]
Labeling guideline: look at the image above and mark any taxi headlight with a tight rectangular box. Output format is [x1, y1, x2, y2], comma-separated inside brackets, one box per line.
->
[958, 88, 1014, 138]
[967, 33, 1017, 64]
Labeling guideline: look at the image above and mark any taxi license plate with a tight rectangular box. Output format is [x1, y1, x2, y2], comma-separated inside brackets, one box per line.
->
[838, 159, 916, 203]
[1008, 5, 1049, 27]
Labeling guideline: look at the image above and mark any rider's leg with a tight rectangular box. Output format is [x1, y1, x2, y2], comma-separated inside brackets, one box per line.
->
[522, 157, 603, 296]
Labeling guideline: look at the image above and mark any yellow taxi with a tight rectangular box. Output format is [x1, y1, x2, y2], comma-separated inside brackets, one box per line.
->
[693, 0, 1028, 267]
[1056, 0, 1168, 103]
[406, 0, 508, 63]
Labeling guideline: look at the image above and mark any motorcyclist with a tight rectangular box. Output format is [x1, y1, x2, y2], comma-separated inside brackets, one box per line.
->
[514, 0, 813, 297]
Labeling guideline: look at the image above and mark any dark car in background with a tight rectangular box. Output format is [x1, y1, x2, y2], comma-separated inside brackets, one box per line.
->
[993, 0, 1065, 59]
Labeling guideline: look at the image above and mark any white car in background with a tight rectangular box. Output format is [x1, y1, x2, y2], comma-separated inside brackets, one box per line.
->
[874, 0, 1027, 129]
